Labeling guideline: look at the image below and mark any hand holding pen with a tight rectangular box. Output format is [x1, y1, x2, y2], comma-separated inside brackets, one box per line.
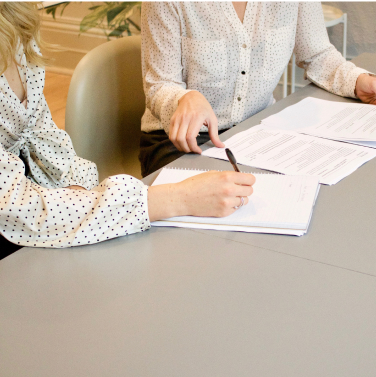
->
[225, 148, 255, 209]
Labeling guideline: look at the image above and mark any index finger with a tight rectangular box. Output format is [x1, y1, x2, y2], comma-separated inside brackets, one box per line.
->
[207, 115, 225, 149]
[223, 171, 256, 186]
[186, 118, 206, 154]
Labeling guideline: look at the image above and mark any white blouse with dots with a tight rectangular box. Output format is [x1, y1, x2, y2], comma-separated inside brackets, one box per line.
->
[141, 2, 369, 134]
[0, 42, 150, 248]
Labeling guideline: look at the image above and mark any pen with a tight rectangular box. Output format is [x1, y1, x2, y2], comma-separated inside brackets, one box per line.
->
[225, 148, 240, 172]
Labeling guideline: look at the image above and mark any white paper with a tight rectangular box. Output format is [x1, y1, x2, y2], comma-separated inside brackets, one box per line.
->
[261, 97, 376, 144]
[202, 125, 376, 185]
[151, 168, 320, 235]
[151, 221, 306, 236]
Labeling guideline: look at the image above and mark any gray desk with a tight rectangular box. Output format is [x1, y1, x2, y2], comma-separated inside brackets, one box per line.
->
[1, 54, 376, 377]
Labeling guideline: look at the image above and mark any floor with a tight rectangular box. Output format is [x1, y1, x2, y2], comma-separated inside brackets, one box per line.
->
[44, 71, 71, 130]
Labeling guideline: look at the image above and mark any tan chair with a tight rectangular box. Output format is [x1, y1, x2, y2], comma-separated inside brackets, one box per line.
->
[65, 35, 144, 181]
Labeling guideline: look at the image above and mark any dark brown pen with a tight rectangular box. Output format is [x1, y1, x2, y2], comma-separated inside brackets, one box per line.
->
[225, 148, 240, 172]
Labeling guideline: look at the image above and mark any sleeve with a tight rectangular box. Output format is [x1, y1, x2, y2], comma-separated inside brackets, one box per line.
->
[25, 93, 99, 191]
[294, 2, 370, 98]
[141, 2, 195, 134]
[0, 146, 150, 248]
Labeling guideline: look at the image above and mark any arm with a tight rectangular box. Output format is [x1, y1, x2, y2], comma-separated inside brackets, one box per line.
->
[27, 94, 99, 191]
[0, 146, 255, 248]
[294, 3, 370, 99]
[12, 40, 98, 191]
[148, 171, 255, 221]
[0, 145, 150, 248]
[141, 2, 192, 133]
[141, 2, 224, 153]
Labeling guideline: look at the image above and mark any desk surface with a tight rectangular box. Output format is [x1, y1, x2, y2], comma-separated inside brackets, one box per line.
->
[1, 54, 376, 377]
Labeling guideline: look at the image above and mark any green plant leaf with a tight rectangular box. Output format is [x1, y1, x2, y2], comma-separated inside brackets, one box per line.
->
[107, 5, 125, 25]
[59, 3, 70, 17]
[108, 7, 138, 30]
[108, 23, 129, 38]
[45, 2, 70, 19]
[80, 5, 109, 32]
[73, 2, 141, 35]
[45, 6, 58, 19]
[127, 18, 141, 32]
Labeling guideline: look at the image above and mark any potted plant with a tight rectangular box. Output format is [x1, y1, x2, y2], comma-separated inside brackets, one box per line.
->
[46, 2, 141, 39]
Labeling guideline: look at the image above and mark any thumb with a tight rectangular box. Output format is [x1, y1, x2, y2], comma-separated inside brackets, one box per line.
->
[207, 114, 225, 148]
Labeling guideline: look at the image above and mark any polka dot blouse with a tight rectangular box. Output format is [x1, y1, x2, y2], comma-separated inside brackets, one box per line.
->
[0, 42, 150, 248]
[141, 2, 369, 134]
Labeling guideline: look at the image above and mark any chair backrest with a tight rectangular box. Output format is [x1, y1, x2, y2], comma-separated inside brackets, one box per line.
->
[65, 35, 144, 181]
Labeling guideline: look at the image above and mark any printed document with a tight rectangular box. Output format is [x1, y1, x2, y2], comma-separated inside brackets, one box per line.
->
[202, 125, 376, 185]
[261, 97, 376, 147]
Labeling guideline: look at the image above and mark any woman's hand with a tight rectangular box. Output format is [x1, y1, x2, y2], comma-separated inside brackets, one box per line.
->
[148, 171, 256, 222]
[355, 74, 376, 105]
[169, 91, 225, 154]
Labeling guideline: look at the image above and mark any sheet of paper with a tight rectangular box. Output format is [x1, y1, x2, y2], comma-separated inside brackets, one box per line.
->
[151, 221, 306, 236]
[202, 125, 376, 185]
[151, 168, 320, 234]
[261, 97, 376, 143]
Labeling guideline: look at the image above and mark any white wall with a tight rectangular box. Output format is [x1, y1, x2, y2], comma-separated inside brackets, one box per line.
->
[323, 1, 376, 59]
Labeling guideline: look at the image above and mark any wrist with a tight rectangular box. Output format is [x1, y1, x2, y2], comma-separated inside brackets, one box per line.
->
[178, 90, 201, 105]
[172, 181, 190, 217]
[148, 183, 188, 222]
[355, 73, 370, 98]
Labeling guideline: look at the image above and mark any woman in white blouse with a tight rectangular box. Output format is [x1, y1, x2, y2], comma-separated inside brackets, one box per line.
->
[140, 2, 376, 176]
[0, 3, 255, 251]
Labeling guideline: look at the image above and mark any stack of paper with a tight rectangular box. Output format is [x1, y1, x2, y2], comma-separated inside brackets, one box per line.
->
[202, 125, 376, 185]
[261, 97, 376, 148]
[151, 168, 320, 236]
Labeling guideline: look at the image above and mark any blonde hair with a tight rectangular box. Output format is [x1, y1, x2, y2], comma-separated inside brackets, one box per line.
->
[0, 2, 48, 75]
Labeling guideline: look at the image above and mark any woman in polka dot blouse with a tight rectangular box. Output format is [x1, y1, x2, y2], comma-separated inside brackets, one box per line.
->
[0, 3, 256, 250]
[139, 2, 376, 177]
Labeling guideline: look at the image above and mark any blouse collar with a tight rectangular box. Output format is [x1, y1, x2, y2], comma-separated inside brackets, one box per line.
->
[0, 40, 45, 118]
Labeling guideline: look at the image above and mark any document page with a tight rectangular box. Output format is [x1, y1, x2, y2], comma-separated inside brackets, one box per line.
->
[261, 97, 376, 144]
[202, 125, 376, 185]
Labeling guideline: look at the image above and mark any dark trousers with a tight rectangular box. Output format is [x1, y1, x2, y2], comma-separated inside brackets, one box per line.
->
[139, 129, 227, 177]
[0, 235, 22, 260]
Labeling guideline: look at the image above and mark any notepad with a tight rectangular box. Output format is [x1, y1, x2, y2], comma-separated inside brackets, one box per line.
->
[151, 168, 320, 236]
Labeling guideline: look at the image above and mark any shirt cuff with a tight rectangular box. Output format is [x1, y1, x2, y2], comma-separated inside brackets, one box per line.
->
[142, 184, 151, 229]
[60, 156, 99, 190]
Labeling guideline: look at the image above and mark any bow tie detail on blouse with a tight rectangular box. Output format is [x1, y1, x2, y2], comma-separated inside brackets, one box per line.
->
[7, 127, 75, 180]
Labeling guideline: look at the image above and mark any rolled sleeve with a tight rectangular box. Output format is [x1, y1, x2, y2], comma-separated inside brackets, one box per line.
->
[294, 2, 371, 99]
[141, 2, 194, 134]
[0, 146, 150, 248]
